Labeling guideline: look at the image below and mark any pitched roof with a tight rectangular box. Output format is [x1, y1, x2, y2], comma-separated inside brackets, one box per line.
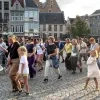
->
[25, 0, 38, 8]
[92, 9, 100, 15]
[11, 0, 24, 7]
[39, 12, 65, 24]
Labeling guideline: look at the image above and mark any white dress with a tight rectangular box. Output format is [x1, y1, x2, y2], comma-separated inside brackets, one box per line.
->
[18, 55, 29, 75]
[87, 56, 100, 78]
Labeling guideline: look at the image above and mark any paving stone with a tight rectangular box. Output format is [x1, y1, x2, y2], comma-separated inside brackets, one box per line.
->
[0, 61, 100, 100]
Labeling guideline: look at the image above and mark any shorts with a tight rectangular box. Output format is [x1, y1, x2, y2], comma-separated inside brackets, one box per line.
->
[23, 74, 28, 77]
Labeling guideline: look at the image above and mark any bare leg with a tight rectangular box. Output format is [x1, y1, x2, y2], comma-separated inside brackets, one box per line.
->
[84, 78, 90, 89]
[24, 76, 29, 93]
[94, 78, 99, 90]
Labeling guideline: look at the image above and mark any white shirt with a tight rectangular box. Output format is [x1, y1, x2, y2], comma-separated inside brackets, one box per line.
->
[36, 43, 44, 54]
[18, 55, 29, 75]
[0, 42, 7, 52]
[80, 41, 87, 53]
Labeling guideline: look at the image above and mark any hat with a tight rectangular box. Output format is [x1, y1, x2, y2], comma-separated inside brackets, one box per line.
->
[0, 65, 3, 72]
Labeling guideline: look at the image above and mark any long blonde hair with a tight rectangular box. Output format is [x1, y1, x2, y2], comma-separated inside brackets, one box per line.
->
[8, 34, 18, 43]
[18, 46, 27, 56]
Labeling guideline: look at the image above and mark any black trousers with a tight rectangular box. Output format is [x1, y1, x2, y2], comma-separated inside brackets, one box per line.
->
[70, 56, 78, 71]
[65, 53, 71, 70]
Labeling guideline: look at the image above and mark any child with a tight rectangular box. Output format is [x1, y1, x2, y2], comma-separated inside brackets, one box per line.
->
[84, 50, 100, 90]
[16, 46, 30, 95]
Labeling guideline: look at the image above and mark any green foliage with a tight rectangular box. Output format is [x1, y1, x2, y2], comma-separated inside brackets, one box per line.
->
[71, 16, 90, 37]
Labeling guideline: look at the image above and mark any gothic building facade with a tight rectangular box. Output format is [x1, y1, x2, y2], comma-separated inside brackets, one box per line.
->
[35, 0, 66, 40]
[9, 0, 39, 36]
[0, 0, 10, 35]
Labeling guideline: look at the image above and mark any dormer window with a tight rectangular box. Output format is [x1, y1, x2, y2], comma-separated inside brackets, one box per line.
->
[54, 17, 56, 21]
[50, 5, 52, 8]
[49, 9, 51, 12]
[16, 4, 18, 10]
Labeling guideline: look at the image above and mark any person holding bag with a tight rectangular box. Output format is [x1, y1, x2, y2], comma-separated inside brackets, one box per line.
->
[43, 36, 62, 83]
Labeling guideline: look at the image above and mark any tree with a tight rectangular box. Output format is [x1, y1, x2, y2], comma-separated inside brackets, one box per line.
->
[71, 16, 90, 37]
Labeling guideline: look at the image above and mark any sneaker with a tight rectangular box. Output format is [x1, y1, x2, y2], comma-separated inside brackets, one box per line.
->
[61, 60, 64, 63]
[26, 92, 32, 96]
[58, 75, 62, 79]
[11, 89, 19, 93]
[43, 78, 48, 83]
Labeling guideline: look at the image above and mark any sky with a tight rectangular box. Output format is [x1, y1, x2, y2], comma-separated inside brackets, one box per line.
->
[40, 0, 100, 19]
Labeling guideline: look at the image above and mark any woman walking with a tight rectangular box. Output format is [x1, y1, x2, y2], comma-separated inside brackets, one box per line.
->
[36, 38, 45, 71]
[44, 36, 62, 83]
[26, 37, 36, 79]
[7, 34, 21, 92]
[61, 38, 72, 70]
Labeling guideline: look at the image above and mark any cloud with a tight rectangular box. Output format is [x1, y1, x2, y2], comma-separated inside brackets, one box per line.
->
[57, 0, 75, 6]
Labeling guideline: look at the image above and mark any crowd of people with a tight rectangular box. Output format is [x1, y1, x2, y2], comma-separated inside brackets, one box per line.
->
[0, 34, 100, 95]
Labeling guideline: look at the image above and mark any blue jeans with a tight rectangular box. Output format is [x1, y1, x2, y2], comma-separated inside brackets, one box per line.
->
[50, 56, 59, 69]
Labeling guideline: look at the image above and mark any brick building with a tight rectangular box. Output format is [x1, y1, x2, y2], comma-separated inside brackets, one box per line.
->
[34, 0, 61, 13]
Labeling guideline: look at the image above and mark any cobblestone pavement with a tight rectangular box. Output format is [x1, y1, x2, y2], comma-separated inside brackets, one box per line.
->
[0, 62, 100, 100]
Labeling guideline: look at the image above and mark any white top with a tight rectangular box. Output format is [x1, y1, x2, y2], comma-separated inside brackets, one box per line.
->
[18, 55, 29, 75]
[87, 56, 100, 78]
[90, 43, 99, 51]
[36, 43, 44, 54]
[80, 41, 87, 53]
[0, 42, 7, 52]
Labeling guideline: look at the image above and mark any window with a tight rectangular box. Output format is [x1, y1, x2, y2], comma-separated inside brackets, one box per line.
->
[24, 23, 29, 32]
[34, 11, 38, 20]
[20, 25, 23, 32]
[24, 11, 29, 19]
[4, 13, 9, 22]
[16, 25, 19, 32]
[16, 4, 18, 10]
[15, 13, 19, 21]
[34, 22, 38, 29]
[3, 24, 8, 31]
[29, 11, 33, 18]
[20, 13, 23, 21]
[43, 25, 46, 31]
[54, 25, 57, 31]
[0, 2, 2, 10]
[4, 2, 9, 10]
[0, 13, 2, 22]
[0, 24, 2, 31]
[50, 5, 52, 7]
[60, 25, 63, 31]
[29, 23, 33, 30]
[11, 25, 14, 32]
[48, 25, 52, 31]
[54, 33, 57, 40]
[49, 9, 51, 12]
